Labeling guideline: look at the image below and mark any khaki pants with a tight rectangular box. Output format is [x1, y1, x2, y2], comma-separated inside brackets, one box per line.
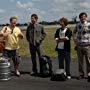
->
[77, 46, 90, 76]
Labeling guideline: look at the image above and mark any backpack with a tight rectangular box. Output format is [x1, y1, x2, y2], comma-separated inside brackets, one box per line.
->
[39, 55, 53, 77]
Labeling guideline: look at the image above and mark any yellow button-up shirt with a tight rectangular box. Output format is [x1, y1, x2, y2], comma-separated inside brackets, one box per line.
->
[1, 26, 23, 50]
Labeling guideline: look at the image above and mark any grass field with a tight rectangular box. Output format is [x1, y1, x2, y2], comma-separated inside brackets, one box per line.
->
[19, 26, 77, 59]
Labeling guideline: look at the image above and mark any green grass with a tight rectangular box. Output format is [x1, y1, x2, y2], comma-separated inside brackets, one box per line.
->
[19, 26, 77, 58]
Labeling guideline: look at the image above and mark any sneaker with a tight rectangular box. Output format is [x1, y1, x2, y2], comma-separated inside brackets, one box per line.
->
[15, 70, 20, 77]
[67, 76, 71, 79]
[87, 76, 90, 82]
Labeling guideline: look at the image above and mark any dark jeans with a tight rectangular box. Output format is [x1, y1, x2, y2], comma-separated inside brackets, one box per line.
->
[58, 50, 71, 76]
[29, 43, 43, 73]
[3, 49, 19, 66]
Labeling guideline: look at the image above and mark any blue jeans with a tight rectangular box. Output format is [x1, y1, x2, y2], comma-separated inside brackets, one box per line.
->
[58, 50, 71, 76]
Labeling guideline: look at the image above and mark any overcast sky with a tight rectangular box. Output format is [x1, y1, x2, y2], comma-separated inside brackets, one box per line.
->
[0, 0, 90, 23]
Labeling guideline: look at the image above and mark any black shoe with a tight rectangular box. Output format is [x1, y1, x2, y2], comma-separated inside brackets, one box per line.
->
[77, 75, 84, 80]
[30, 72, 38, 76]
[87, 76, 90, 82]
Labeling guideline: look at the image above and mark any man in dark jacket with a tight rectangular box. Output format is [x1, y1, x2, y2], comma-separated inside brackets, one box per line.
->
[26, 14, 46, 76]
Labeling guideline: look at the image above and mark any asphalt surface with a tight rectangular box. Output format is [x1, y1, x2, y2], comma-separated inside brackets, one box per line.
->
[0, 57, 90, 90]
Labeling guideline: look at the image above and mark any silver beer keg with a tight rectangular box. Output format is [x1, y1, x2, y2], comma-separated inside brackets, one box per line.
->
[0, 57, 11, 81]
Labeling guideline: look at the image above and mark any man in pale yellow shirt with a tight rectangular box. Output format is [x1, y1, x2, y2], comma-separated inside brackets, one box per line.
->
[0, 16, 24, 76]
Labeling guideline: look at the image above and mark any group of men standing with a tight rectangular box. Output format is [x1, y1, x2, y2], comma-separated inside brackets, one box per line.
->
[0, 12, 90, 82]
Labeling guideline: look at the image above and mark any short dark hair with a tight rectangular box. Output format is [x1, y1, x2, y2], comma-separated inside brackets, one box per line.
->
[59, 17, 68, 26]
[31, 14, 38, 20]
[79, 12, 87, 18]
[10, 16, 17, 22]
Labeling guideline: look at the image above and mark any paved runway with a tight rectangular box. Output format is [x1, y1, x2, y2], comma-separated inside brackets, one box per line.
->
[0, 57, 90, 90]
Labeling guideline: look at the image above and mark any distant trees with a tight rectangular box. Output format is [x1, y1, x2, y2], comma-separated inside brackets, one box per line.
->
[0, 16, 80, 26]
[16, 23, 28, 26]
[72, 16, 77, 23]
[39, 21, 59, 25]
[0, 23, 28, 26]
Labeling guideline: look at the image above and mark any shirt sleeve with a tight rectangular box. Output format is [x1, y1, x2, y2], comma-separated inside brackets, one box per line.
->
[54, 28, 59, 39]
[66, 28, 72, 39]
[14, 28, 24, 38]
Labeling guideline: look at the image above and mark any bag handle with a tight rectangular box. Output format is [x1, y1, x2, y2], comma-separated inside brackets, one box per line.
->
[3, 26, 7, 33]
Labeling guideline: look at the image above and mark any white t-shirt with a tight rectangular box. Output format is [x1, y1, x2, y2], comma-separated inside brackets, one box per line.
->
[58, 28, 67, 49]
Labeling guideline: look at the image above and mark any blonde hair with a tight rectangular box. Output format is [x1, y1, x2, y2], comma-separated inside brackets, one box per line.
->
[10, 16, 17, 22]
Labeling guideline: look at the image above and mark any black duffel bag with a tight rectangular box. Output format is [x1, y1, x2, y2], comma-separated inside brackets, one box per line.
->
[50, 69, 66, 81]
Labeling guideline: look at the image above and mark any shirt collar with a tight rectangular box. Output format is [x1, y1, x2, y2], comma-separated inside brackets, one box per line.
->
[80, 20, 87, 25]
[60, 27, 67, 30]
